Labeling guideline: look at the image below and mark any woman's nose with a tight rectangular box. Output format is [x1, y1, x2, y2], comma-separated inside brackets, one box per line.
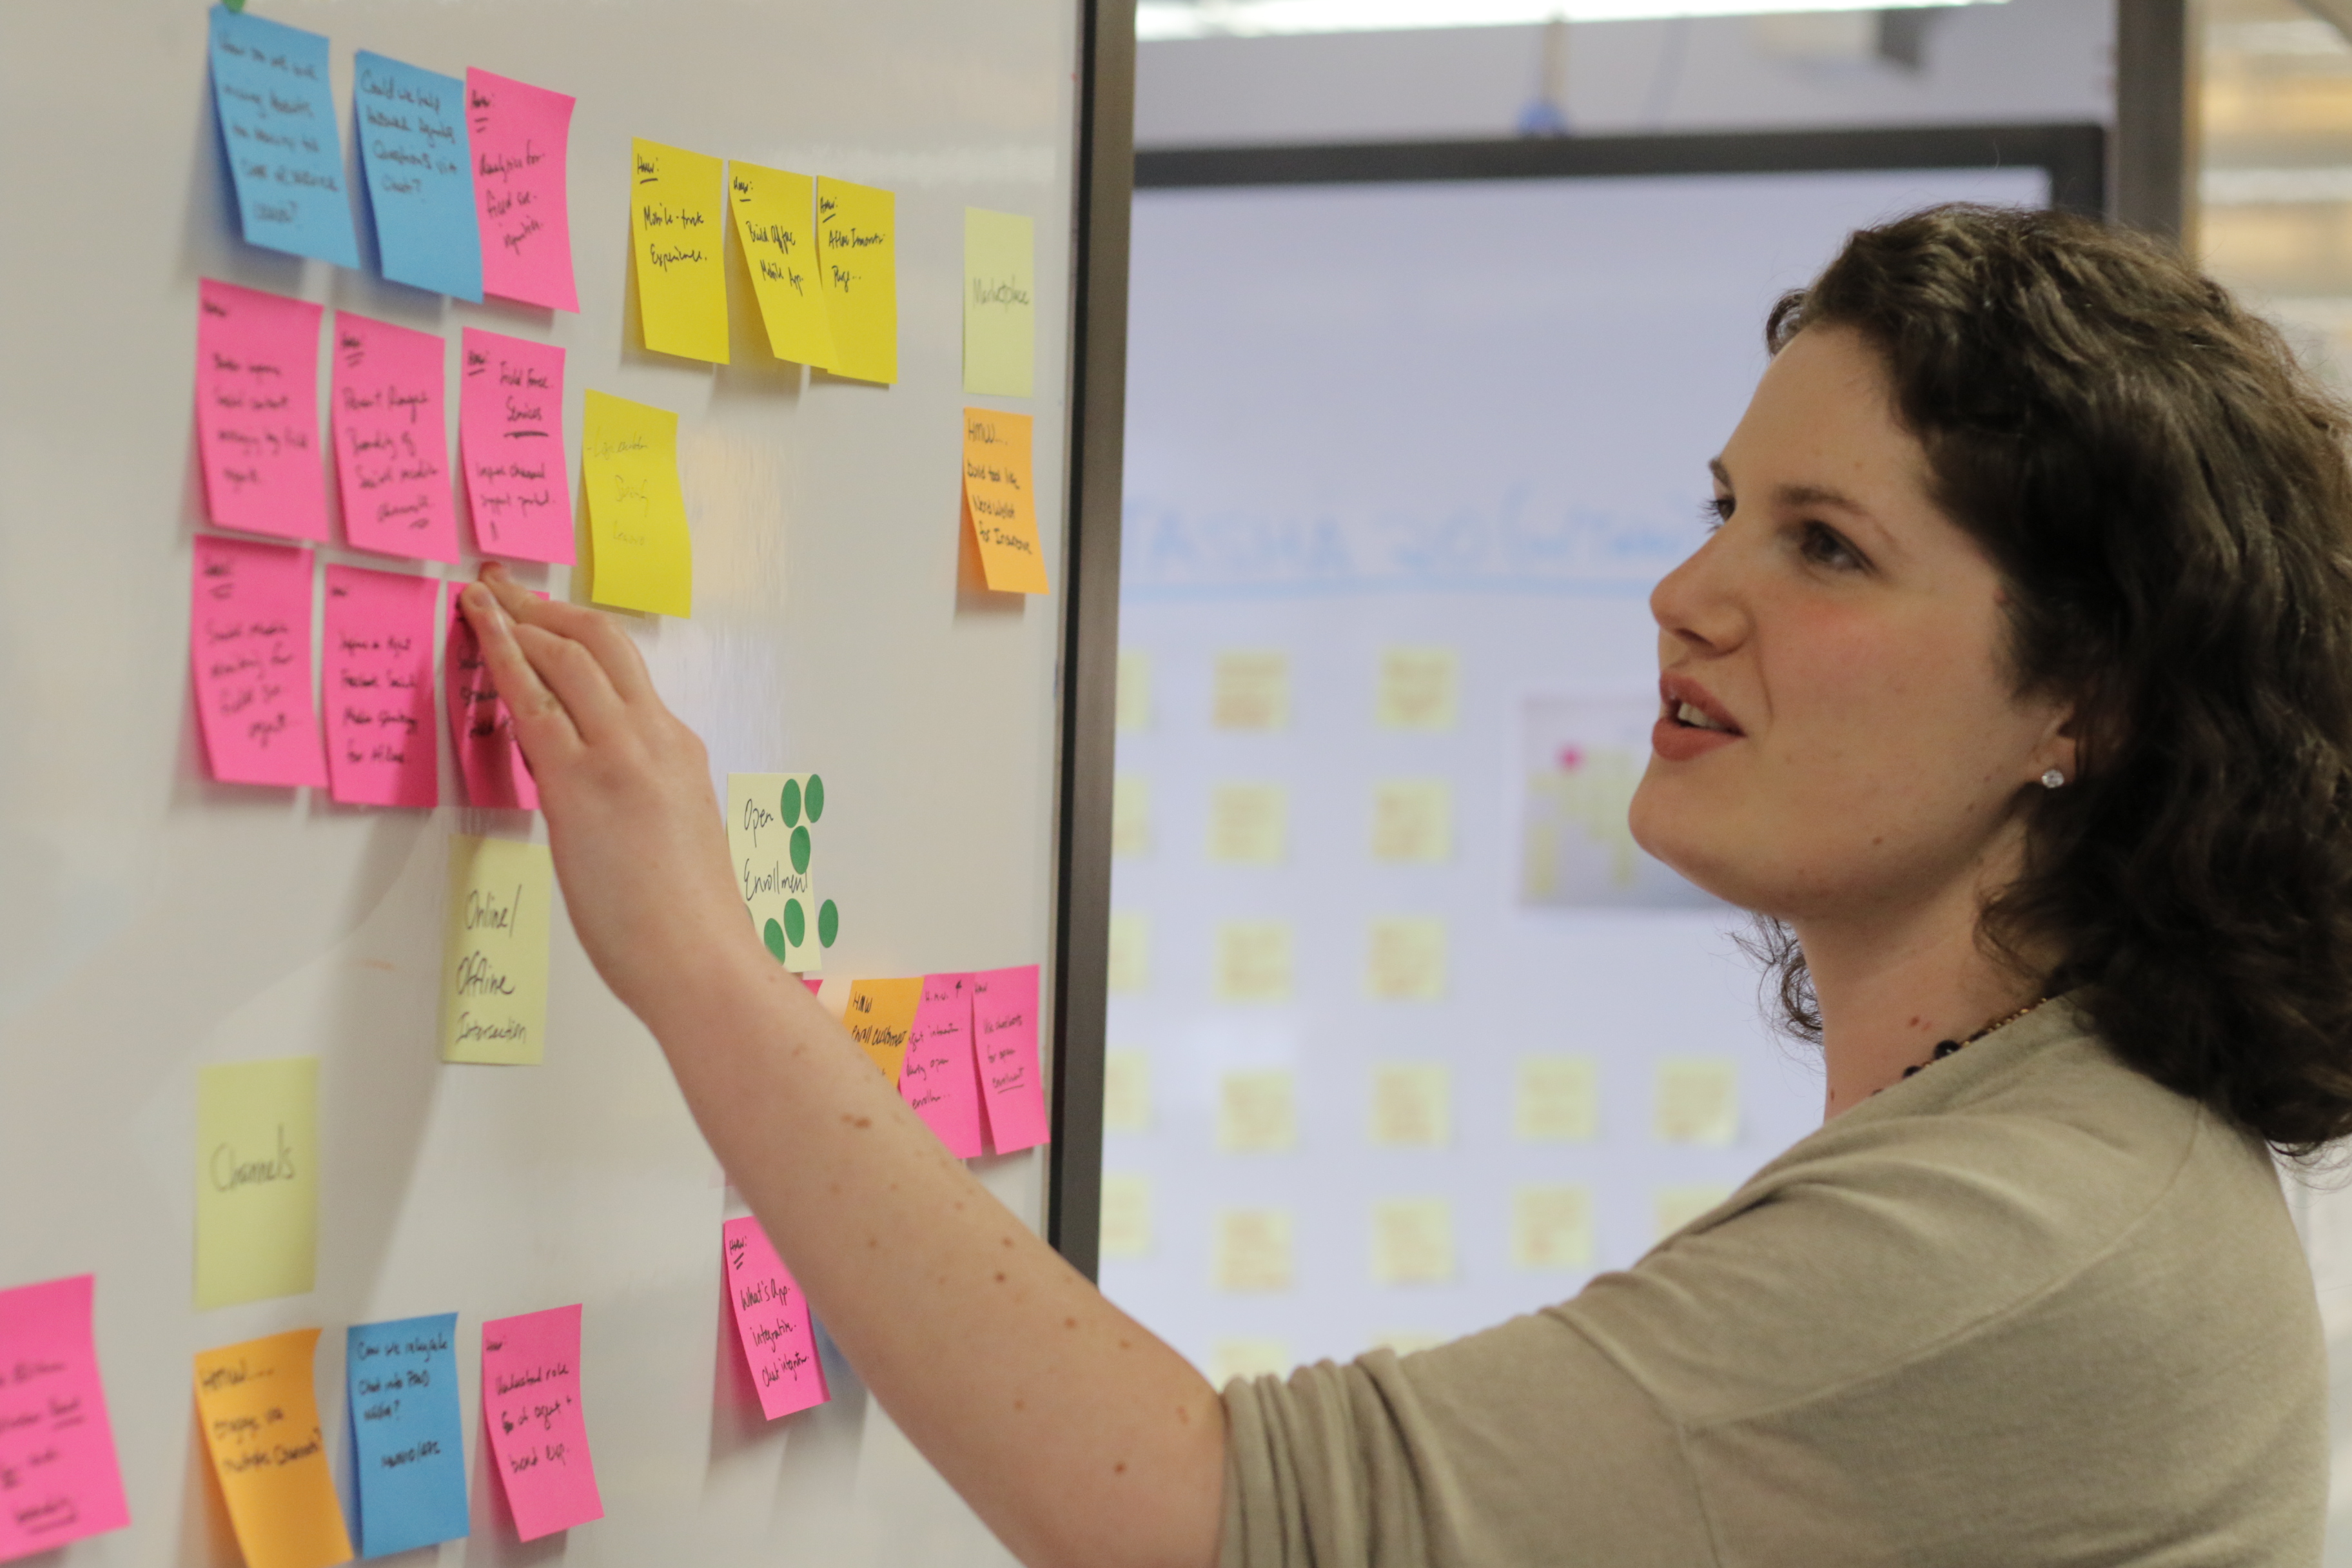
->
[1649, 526, 1746, 655]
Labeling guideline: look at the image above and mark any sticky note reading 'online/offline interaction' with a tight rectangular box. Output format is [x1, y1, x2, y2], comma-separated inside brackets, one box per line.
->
[193, 1329, 353, 1568]
[963, 409, 1048, 594]
[194, 280, 327, 542]
[354, 52, 482, 301]
[460, 328, 573, 564]
[323, 565, 438, 808]
[629, 139, 729, 364]
[963, 208, 1035, 398]
[729, 161, 838, 368]
[817, 177, 897, 384]
[481, 1307, 603, 1542]
[974, 965, 1049, 1153]
[845, 979, 923, 1085]
[0, 1275, 130, 1561]
[447, 589, 542, 810]
[190, 535, 329, 789]
[721, 1217, 830, 1420]
[581, 389, 693, 618]
[467, 68, 578, 311]
[195, 1056, 320, 1309]
[346, 1313, 469, 1558]
[208, 6, 359, 269]
[331, 313, 458, 564]
[441, 834, 553, 1064]
[901, 974, 985, 1158]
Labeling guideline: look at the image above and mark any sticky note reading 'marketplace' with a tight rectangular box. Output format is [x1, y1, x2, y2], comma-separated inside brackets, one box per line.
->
[974, 965, 1049, 1153]
[446, 592, 540, 811]
[901, 974, 985, 1158]
[721, 1217, 829, 1420]
[481, 1307, 602, 1542]
[208, 6, 360, 269]
[845, 979, 923, 1084]
[440, 835, 553, 1064]
[459, 328, 573, 563]
[581, 389, 692, 617]
[816, 177, 897, 383]
[194, 280, 327, 542]
[323, 566, 438, 808]
[195, 1056, 320, 1309]
[354, 53, 483, 301]
[963, 208, 1035, 398]
[193, 1329, 353, 1568]
[729, 162, 837, 368]
[629, 139, 729, 364]
[467, 69, 578, 311]
[331, 313, 458, 564]
[963, 409, 1048, 594]
[0, 1275, 130, 1561]
[190, 535, 329, 789]
[346, 1313, 469, 1558]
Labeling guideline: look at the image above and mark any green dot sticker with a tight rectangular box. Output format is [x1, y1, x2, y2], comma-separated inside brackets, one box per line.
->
[779, 778, 802, 828]
[818, 899, 839, 948]
[762, 919, 788, 961]
[783, 899, 807, 948]
[789, 825, 811, 876]
[805, 774, 825, 823]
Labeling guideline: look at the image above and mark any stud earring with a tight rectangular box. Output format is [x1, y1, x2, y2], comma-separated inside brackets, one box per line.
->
[2040, 768, 2066, 789]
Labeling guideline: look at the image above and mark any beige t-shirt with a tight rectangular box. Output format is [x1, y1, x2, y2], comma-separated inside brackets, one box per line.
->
[1221, 999, 2325, 1566]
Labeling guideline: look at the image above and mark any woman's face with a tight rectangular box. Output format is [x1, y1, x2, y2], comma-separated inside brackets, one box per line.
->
[1627, 325, 2072, 925]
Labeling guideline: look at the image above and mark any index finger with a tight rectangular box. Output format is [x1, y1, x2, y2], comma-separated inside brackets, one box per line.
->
[476, 564, 658, 707]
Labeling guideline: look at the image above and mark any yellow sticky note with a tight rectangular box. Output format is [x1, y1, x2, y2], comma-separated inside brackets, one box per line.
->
[1213, 651, 1288, 730]
[1513, 1185, 1595, 1270]
[582, 389, 693, 617]
[1099, 1171, 1152, 1259]
[1366, 916, 1446, 1001]
[193, 1329, 354, 1568]
[1371, 780, 1451, 863]
[440, 835, 553, 1066]
[1208, 783, 1286, 863]
[1654, 1184, 1734, 1241]
[195, 1058, 320, 1309]
[1107, 911, 1151, 994]
[1117, 649, 1152, 732]
[1369, 1063, 1449, 1147]
[1217, 1068, 1297, 1152]
[1377, 646, 1459, 730]
[1371, 1198, 1454, 1284]
[1370, 1330, 1447, 1357]
[629, 139, 729, 364]
[818, 177, 897, 383]
[727, 161, 837, 368]
[726, 772, 828, 971]
[1215, 920, 1293, 1003]
[964, 408, 1050, 594]
[964, 208, 1035, 397]
[1103, 1047, 1152, 1132]
[1112, 774, 1151, 858]
[1654, 1057, 1738, 1146]
[1515, 1055, 1600, 1142]
[1212, 1210, 1293, 1292]
[847, 977, 923, 1082]
[1210, 1338, 1291, 1386]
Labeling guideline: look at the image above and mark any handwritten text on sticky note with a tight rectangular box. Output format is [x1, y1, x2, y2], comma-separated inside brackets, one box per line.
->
[0, 1275, 130, 1560]
[322, 566, 437, 808]
[208, 6, 359, 268]
[581, 389, 692, 617]
[846, 979, 923, 1084]
[192, 1329, 353, 1568]
[901, 974, 985, 1158]
[729, 162, 836, 368]
[195, 1056, 320, 1309]
[195, 280, 327, 542]
[331, 313, 457, 564]
[964, 208, 1035, 398]
[190, 536, 328, 789]
[440, 835, 552, 1064]
[458, 329, 572, 563]
[346, 1313, 469, 1558]
[355, 53, 482, 301]
[817, 177, 897, 383]
[480, 1307, 602, 1542]
[974, 965, 1049, 1153]
[721, 1218, 829, 1420]
[630, 139, 729, 364]
[964, 409, 1048, 594]
[446, 592, 540, 811]
[467, 70, 577, 312]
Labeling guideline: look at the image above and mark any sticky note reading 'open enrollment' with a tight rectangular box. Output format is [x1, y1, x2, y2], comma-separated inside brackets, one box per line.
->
[0, 1275, 130, 1561]
[441, 835, 553, 1064]
[482, 1307, 603, 1542]
[193, 1329, 353, 1568]
[963, 409, 1048, 594]
[582, 389, 693, 617]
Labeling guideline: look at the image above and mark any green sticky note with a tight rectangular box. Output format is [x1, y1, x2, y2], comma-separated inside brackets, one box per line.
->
[195, 1057, 320, 1309]
[963, 208, 1034, 398]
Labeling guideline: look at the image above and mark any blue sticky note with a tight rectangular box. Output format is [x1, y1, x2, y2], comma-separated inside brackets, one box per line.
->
[353, 52, 484, 301]
[208, 6, 362, 268]
[347, 1313, 469, 1557]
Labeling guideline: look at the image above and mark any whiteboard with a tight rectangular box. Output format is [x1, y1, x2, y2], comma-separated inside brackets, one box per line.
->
[0, 1, 1123, 1564]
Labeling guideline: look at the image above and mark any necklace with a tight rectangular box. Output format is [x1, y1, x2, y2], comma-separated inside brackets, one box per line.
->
[1898, 996, 2050, 1081]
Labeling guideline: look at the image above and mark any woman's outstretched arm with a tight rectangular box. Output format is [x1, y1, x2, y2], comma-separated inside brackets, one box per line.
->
[457, 566, 1225, 1568]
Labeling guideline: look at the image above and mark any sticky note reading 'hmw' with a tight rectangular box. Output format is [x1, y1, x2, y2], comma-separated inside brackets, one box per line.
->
[481, 1308, 602, 1542]
[581, 389, 693, 617]
[845, 979, 924, 1084]
[207, 6, 359, 269]
[323, 566, 438, 808]
[331, 313, 458, 564]
[630, 139, 729, 364]
[963, 409, 1048, 594]
[354, 52, 483, 301]
[440, 835, 553, 1064]
[194, 280, 327, 542]
[729, 162, 838, 368]
[460, 328, 573, 564]
[346, 1313, 469, 1557]
[721, 1217, 830, 1420]
[817, 177, 897, 384]
[195, 1056, 320, 1309]
[193, 1329, 353, 1568]
[963, 208, 1035, 398]
[190, 535, 328, 789]
[974, 965, 1049, 1153]
[446, 591, 541, 810]
[901, 974, 985, 1158]
[0, 1275, 130, 1561]
[467, 69, 578, 311]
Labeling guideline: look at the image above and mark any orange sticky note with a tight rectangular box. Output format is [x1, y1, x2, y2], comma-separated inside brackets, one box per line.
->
[193, 1329, 353, 1568]
[845, 978, 923, 1083]
[963, 409, 1048, 594]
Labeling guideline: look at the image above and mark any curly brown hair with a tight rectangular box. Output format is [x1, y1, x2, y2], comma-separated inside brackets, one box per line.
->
[1756, 202, 2352, 1155]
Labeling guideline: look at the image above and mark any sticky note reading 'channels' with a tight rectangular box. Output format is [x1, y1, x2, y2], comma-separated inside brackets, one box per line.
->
[467, 69, 578, 311]
[629, 139, 729, 363]
[817, 177, 897, 383]
[208, 6, 359, 268]
[194, 280, 326, 542]
[845, 979, 923, 1084]
[974, 965, 1050, 1153]
[721, 1218, 830, 1420]
[729, 162, 838, 368]
[582, 389, 693, 617]
[446, 590, 541, 810]
[963, 409, 1049, 594]
[964, 208, 1035, 397]
[331, 313, 458, 564]
[195, 1056, 320, 1309]
[346, 1314, 469, 1558]
[193, 1329, 353, 1568]
[323, 566, 438, 808]
[0, 1275, 130, 1561]
[901, 974, 985, 1158]
[354, 53, 483, 301]
[481, 1307, 602, 1542]
[441, 835, 553, 1064]
[190, 534, 329, 789]
[460, 329, 573, 563]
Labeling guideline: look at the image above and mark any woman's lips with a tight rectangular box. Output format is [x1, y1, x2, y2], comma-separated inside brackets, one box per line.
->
[1652, 674, 1743, 761]
[1652, 713, 1740, 761]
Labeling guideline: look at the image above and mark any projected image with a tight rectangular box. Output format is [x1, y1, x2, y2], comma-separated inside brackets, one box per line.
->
[1518, 693, 1718, 909]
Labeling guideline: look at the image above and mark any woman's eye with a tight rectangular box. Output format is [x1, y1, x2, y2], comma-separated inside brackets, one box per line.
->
[1701, 496, 1733, 531]
[1798, 520, 1865, 571]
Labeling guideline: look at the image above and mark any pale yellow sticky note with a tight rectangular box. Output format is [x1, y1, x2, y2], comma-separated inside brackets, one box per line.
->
[1208, 783, 1286, 863]
[727, 161, 838, 368]
[847, 977, 925, 1082]
[726, 772, 827, 971]
[582, 389, 693, 617]
[1215, 920, 1293, 1003]
[195, 1057, 320, 1309]
[1369, 1330, 1447, 1357]
[1654, 1057, 1738, 1146]
[1515, 1055, 1600, 1142]
[1117, 649, 1152, 732]
[1213, 1210, 1293, 1291]
[1371, 1198, 1455, 1284]
[1099, 1171, 1152, 1259]
[1377, 646, 1458, 730]
[629, 139, 729, 363]
[1213, 651, 1289, 730]
[1512, 1185, 1594, 1270]
[818, 176, 897, 383]
[1369, 1063, 1449, 1147]
[1104, 1047, 1152, 1133]
[440, 835, 553, 1066]
[964, 208, 1035, 398]
[1210, 1338, 1291, 1386]
[964, 408, 1050, 594]
[1654, 1184, 1734, 1241]
[1371, 779, 1451, 863]
[1112, 774, 1151, 859]
[1108, 912, 1151, 994]
[193, 1329, 353, 1568]
[1217, 1068, 1297, 1152]
[1366, 916, 1446, 1001]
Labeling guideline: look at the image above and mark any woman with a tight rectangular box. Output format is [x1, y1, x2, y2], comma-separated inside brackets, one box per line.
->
[456, 204, 2351, 1566]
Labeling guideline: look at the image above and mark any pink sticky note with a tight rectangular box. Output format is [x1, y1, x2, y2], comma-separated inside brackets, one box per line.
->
[190, 535, 328, 789]
[480, 1307, 602, 1542]
[720, 1217, 830, 1420]
[459, 329, 573, 564]
[444, 588, 540, 810]
[194, 280, 328, 543]
[467, 70, 578, 313]
[322, 565, 438, 807]
[901, 974, 985, 1159]
[973, 965, 1050, 1153]
[331, 312, 458, 564]
[0, 1275, 132, 1560]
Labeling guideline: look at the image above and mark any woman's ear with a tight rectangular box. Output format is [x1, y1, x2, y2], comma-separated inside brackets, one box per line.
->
[2034, 704, 2082, 789]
